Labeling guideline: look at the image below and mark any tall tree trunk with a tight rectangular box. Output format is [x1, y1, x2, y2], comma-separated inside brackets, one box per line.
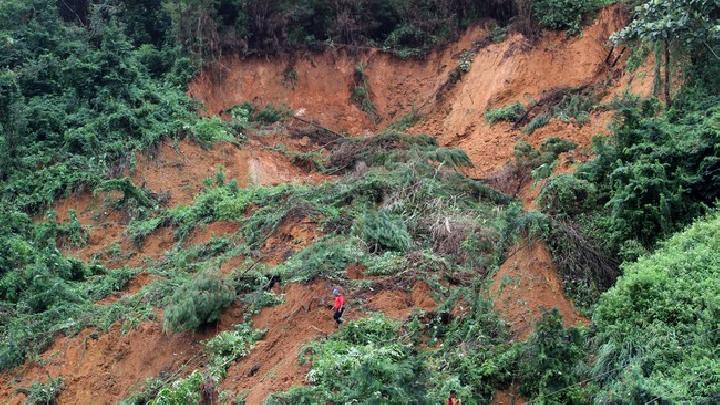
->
[664, 39, 672, 108]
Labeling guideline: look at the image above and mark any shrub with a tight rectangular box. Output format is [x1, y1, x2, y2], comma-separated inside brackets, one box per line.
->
[205, 323, 265, 378]
[531, 0, 605, 34]
[592, 212, 720, 402]
[268, 315, 425, 403]
[188, 117, 236, 148]
[162, 272, 235, 333]
[553, 93, 594, 124]
[127, 216, 167, 245]
[25, 377, 64, 405]
[57, 209, 88, 247]
[538, 174, 596, 216]
[540, 137, 577, 157]
[576, 89, 720, 251]
[524, 113, 550, 134]
[149, 370, 204, 405]
[255, 104, 291, 124]
[485, 102, 526, 124]
[354, 209, 411, 253]
[273, 236, 364, 282]
[518, 309, 589, 402]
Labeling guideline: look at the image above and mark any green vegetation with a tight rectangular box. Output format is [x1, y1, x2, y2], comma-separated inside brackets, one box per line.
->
[612, 0, 720, 106]
[485, 102, 526, 124]
[351, 63, 378, 120]
[164, 0, 521, 60]
[269, 315, 426, 403]
[538, 174, 596, 217]
[532, 0, 608, 34]
[592, 213, 720, 402]
[25, 377, 64, 405]
[0, 0, 201, 213]
[524, 113, 551, 134]
[162, 272, 236, 333]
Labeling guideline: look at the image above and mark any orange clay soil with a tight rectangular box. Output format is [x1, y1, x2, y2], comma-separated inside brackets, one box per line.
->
[491, 387, 525, 405]
[367, 281, 437, 319]
[188, 25, 487, 135]
[219, 281, 336, 404]
[132, 137, 330, 207]
[260, 215, 319, 266]
[189, 6, 652, 177]
[186, 221, 242, 246]
[220, 279, 436, 403]
[489, 242, 589, 341]
[0, 317, 213, 404]
[96, 272, 159, 305]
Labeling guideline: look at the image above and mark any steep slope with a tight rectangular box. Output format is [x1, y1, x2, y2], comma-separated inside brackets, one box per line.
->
[1, 7, 655, 404]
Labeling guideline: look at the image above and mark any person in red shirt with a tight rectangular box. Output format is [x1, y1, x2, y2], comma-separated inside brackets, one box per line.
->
[332, 288, 345, 326]
[446, 390, 461, 405]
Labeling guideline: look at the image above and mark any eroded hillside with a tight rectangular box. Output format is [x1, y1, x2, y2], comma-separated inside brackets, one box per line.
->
[4, 1, 705, 404]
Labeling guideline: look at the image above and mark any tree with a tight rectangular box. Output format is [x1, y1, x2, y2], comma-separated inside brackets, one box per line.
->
[612, 0, 720, 107]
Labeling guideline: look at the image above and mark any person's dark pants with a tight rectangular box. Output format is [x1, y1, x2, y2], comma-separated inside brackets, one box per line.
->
[333, 307, 345, 325]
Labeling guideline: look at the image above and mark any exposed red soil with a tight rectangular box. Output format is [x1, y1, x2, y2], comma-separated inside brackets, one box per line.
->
[186, 221, 241, 246]
[133, 138, 329, 207]
[490, 242, 589, 340]
[367, 281, 437, 319]
[51, 134, 328, 268]
[219, 255, 247, 275]
[219, 281, 338, 404]
[220, 279, 438, 403]
[517, 148, 588, 210]
[97, 272, 159, 305]
[9, 6, 658, 402]
[491, 387, 525, 405]
[345, 263, 366, 279]
[188, 26, 488, 134]
[260, 216, 319, 266]
[417, 7, 638, 179]
[51, 191, 127, 265]
[0, 319, 220, 405]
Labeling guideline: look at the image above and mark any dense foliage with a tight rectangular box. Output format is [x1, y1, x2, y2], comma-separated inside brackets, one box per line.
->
[592, 212, 720, 402]
[531, 0, 608, 33]
[162, 271, 236, 332]
[0, 0, 208, 212]
[165, 0, 521, 60]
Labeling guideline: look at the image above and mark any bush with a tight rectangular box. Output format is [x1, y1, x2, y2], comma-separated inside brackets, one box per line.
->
[592, 212, 720, 402]
[188, 117, 236, 148]
[354, 209, 411, 253]
[255, 104, 291, 124]
[273, 236, 364, 282]
[538, 174, 596, 216]
[518, 309, 590, 402]
[127, 216, 167, 245]
[205, 323, 265, 378]
[26, 377, 64, 405]
[149, 370, 204, 405]
[524, 113, 550, 134]
[576, 88, 720, 251]
[163, 272, 235, 333]
[485, 102, 526, 124]
[531, 0, 605, 34]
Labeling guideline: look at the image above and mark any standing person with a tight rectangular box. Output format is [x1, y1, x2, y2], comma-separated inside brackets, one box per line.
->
[447, 390, 461, 405]
[332, 288, 345, 326]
